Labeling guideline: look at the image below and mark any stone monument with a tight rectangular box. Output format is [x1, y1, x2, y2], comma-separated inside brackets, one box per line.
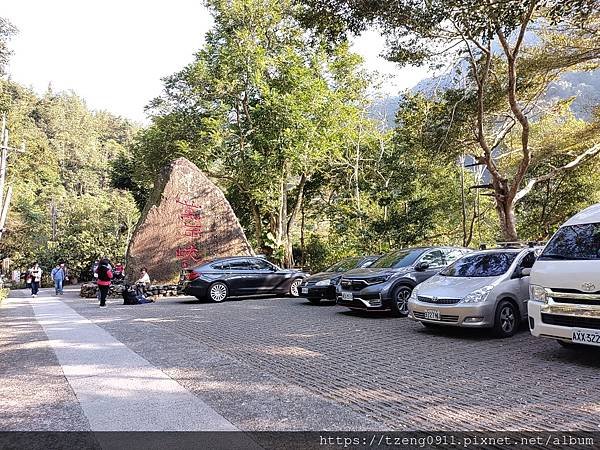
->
[125, 157, 254, 283]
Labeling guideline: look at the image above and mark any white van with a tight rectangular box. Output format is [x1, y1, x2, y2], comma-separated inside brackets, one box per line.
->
[528, 203, 600, 348]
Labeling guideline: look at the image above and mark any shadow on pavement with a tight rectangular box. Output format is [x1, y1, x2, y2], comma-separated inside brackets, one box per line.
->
[337, 309, 397, 320]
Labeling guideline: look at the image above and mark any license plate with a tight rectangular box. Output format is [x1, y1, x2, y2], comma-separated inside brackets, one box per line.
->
[424, 309, 441, 321]
[341, 292, 353, 301]
[301, 288, 308, 294]
[572, 328, 600, 346]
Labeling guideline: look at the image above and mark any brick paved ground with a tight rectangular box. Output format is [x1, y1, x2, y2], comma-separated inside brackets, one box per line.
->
[62, 290, 600, 431]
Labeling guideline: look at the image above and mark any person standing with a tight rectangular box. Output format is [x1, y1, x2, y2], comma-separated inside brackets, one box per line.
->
[113, 262, 125, 282]
[51, 263, 67, 295]
[96, 258, 113, 308]
[29, 263, 43, 298]
[92, 259, 100, 282]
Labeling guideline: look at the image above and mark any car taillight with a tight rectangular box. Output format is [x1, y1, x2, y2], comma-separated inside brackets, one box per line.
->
[188, 271, 200, 281]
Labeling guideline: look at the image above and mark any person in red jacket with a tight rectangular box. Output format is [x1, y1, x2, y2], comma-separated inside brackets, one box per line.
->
[96, 258, 113, 308]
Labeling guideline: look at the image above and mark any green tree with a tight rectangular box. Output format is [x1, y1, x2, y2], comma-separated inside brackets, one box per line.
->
[0, 17, 17, 77]
[516, 105, 600, 238]
[0, 79, 140, 279]
[299, 0, 600, 241]
[137, 0, 385, 267]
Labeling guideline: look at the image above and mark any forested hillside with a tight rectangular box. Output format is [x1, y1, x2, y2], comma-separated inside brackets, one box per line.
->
[1, 1, 600, 275]
[0, 78, 139, 279]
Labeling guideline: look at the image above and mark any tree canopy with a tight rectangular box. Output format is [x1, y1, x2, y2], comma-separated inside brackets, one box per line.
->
[0, 80, 139, 278]
[299, 0, 600, 241]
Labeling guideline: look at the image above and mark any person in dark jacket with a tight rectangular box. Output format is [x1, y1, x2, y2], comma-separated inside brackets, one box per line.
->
[96, 258, 113, 308]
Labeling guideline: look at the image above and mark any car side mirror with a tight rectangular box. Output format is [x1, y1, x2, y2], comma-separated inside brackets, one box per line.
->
[415, 262, 430, 272]
[521, 268, 531, 277]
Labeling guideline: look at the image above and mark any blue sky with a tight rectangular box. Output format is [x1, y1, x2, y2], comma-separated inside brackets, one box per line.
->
[4, 0, 430, 123]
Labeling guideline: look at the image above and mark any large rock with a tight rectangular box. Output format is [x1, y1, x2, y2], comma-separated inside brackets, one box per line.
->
[125, 158, 253, 283]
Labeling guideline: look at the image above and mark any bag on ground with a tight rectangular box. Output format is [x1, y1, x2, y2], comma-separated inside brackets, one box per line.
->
[122, 286, 139, 305]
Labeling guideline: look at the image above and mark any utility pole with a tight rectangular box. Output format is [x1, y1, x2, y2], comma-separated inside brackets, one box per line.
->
[0, 114, 26, 240]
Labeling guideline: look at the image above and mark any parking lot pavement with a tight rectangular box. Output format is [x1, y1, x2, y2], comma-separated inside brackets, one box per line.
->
[32, 294, 238, 432]
[61, 289, 600, 431]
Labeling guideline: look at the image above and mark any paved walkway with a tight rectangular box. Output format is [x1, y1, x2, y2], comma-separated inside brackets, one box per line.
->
[0, 292, 89, 431]
[1, 289, 236, 432]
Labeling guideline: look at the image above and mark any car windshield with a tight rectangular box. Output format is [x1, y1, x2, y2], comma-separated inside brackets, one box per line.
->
[359, 257, 379, 268]
[325, 257, 362, 272]
[540, 222, 600, 260]
[440, 252, 518, 277]
[369, 249, 424, 269]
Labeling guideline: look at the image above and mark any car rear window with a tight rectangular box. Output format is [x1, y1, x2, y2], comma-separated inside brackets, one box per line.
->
[440, 252, 518, 277]
[540, 222, 600, 261]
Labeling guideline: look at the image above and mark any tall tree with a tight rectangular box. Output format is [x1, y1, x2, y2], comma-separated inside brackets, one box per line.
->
[137, 0, 383, 267]
[0, 17, 17, 77]
[299, 0, 600, 241]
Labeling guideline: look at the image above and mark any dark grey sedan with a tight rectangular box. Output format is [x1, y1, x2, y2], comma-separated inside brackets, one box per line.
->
[184, 256, 308, 302]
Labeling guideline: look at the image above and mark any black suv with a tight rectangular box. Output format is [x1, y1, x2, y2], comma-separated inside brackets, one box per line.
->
[300, 255, 381, 305]
[337, 247, 470, 316]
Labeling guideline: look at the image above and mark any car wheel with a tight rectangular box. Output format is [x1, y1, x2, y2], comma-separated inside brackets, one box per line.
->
[308, 298, 321, 305]
[390, 285, 412, 317]
[289, 278, 302, 297]
[208, 282, 228, 303]
[493, 300, 519, 338]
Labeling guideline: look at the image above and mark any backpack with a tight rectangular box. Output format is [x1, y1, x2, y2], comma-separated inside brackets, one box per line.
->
[97, 265, 111, 282]
[122, 287, 138, 305]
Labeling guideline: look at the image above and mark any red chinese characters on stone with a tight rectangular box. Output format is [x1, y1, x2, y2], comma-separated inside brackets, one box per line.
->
[176, 244, 203, 268]
[176, 199, 203, 222]
[175, 198, 204, 268]
[183, 225, 203, 238]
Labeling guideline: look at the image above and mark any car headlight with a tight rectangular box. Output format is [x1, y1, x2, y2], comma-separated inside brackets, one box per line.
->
[315, 279, 330, 286]
[330, 276, 342, 285]
[462, 285, 493, 303]
[529, 285, 548, 304]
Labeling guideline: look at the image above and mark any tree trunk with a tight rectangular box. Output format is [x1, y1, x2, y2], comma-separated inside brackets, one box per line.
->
[251, 202, 263, 249]
[283, 173, 307, 268]
[460, 155, 467, 246]
[354, 134, 362, 227]
[300, 204, 305, 266]
[496, 197, 518, 242]
[283, 233, 294, 268]
[277, 165, 288, 266]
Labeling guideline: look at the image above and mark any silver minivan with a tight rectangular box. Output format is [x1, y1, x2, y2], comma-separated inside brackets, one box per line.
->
[408, 248, 539, 337]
